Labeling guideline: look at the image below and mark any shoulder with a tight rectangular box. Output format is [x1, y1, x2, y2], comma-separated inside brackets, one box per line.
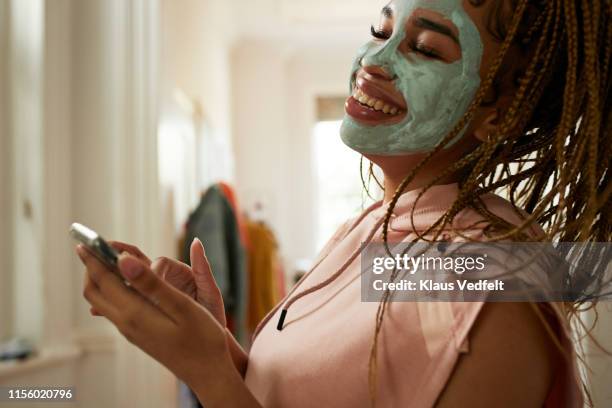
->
[436, 302, 556, 407]
[318, 217, 355, 253]
[452, 192, 546, 240]
[389, 191, 545, 240]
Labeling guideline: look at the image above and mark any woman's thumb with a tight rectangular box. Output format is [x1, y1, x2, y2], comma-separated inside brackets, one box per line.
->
[190, 238, 226, 326]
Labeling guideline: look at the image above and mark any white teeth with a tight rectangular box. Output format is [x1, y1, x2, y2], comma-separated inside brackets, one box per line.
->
[353, 86, 401, 115]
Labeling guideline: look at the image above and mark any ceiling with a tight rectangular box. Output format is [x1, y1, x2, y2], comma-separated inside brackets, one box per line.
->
[279, 0, 388, 24]
[228, 0, 388, 47]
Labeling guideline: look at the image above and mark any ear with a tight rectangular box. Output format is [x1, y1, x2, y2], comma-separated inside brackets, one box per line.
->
[473, 109, 499, 143]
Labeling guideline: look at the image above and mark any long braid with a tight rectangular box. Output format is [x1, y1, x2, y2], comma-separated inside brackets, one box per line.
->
[369, 161, 385, 191]
[445, 0, 553, 226]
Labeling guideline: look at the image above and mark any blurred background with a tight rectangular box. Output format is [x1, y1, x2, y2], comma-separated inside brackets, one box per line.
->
[0, 0, 610, 407]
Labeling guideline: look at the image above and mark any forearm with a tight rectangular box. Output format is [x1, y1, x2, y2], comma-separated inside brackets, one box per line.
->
[225, 328, 249, 377]
[192, 356, 261, 408]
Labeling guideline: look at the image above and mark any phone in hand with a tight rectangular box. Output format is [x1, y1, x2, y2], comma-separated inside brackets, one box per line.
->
[70, 223, 121, 277]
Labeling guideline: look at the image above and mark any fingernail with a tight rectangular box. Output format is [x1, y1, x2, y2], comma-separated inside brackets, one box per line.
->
[193, 237, 205, 252]
[76, 245, 86, 261]
[120, 255, 144, 279]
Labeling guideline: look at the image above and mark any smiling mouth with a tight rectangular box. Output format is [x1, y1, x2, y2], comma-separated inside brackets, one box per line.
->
[345, 79, 407, 126]
[352, 86, 401, 115]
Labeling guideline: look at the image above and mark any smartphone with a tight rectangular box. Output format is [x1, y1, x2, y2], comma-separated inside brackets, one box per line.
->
[70, 223, 120, 273]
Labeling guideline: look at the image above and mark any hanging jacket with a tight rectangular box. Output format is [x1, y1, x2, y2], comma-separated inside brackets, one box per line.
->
[183, 184, 248, 343]
[218, 181, 250, 248]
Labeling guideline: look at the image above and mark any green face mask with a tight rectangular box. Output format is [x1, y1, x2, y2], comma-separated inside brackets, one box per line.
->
[340, 0, 483, 155]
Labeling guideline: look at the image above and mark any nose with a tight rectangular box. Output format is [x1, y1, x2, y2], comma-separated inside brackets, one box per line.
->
[361, 64, 394, 81]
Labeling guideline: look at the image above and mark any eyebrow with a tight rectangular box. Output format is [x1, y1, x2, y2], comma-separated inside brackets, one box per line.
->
[414, 16, 460, 45]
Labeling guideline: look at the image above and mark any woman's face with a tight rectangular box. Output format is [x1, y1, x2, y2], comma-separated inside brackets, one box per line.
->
[341, 0, 503, 156]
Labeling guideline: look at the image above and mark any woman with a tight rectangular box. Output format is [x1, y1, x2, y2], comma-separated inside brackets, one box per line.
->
[77, 0, 611, 406]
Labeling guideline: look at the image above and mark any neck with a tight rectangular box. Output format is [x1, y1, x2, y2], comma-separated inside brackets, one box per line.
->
[382, 167, 462, 204]
[367, 145, 474, 205]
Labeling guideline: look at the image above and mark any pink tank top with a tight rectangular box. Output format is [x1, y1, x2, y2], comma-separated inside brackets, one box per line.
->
[245, 183, 583, 407]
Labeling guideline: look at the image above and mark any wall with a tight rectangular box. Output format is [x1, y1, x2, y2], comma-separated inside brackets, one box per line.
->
[8, 0, 45, 343]
[230, 40, 362, 275]
[284, 46, 361, 263]
[160, 0, 233, 131]
[0, 0, 12, 342]
[157, 0, 235, 257]
[230, 40, 293, 259]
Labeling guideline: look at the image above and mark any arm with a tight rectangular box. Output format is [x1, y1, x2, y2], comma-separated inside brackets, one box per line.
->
[436, 302, 557, 408]
[226, 327, 249, 377]
[190, 355, 260, 407]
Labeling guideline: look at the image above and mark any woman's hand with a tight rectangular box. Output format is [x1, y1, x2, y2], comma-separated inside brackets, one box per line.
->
[107, 240, 249, 377]
[109, 239, 226, 327]
[77, 245, 259, 407]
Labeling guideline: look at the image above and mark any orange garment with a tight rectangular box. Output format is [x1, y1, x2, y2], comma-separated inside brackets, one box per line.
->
[246, 220, 285, 335]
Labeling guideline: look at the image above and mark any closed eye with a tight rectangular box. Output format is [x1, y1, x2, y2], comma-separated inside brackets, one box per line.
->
[409, 40, 441, 59]
[370, 25, 391, 40]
